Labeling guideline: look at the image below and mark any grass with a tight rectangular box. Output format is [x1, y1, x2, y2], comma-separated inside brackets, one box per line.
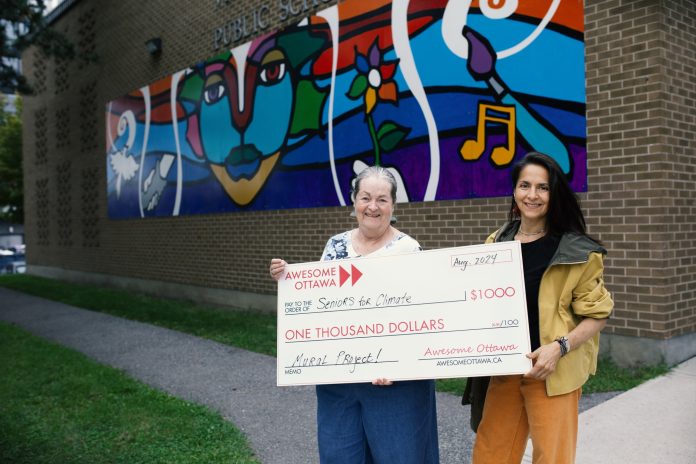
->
[583, 357, 669, 393]
[0, 321, 260, 464]
[0, 274, 670, 396]
[435, 377, 469, 395]
[0, 274, 277, 356]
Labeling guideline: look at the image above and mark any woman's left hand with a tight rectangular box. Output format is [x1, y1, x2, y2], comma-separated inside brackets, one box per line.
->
[523, 342, 562, 380]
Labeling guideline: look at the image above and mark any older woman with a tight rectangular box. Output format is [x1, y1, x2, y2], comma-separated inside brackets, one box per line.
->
[467, 152, 613, 464]
[270, 166, 439, 464]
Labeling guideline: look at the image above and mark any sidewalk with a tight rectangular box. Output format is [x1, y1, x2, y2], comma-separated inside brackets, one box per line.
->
[522, 355, 696, 464]
[575, 355, 696, 463]
[1, 287, 693, 463]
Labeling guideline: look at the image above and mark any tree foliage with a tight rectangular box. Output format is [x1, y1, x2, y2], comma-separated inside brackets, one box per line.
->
[1, 0, 74, 94]
[0, 94, 23, 223]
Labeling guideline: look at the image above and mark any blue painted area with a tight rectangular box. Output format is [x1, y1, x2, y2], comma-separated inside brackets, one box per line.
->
[401, 16, 585, 103]
[245, 74, 294, 154]
[282, 91, 583, 166]
[199, 96, 241, 164]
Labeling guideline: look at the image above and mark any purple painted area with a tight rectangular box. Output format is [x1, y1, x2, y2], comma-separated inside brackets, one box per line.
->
[368, 41, 380, 67]
[463, 26, 495, 80]
[108, 135, 586, 217]
[333, 134, 587, 203]
[249, 34, 276, 62]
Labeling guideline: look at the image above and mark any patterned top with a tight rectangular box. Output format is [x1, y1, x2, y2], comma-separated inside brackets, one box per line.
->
[320, 229, 422, 261]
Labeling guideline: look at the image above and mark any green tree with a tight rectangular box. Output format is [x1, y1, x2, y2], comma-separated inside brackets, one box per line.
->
[1, 0, 74, 94]
[0, 94, 23, 223]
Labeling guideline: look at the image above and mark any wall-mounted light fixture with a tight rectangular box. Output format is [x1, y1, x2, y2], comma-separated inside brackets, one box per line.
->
[145, 37, 162, 56]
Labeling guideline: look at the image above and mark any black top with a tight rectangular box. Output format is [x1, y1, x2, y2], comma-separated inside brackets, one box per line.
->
[521, 234, 561, 351]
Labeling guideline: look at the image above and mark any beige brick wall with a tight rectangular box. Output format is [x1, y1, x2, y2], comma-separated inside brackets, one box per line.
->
[584, 0, 696, 342]
[21, 1, 695, 356]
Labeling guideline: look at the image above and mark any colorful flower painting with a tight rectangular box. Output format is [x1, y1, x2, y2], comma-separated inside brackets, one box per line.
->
[346, 38, 410, 167]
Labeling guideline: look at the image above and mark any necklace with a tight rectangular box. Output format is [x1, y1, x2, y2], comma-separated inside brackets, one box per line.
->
[517, 228, 546, 237]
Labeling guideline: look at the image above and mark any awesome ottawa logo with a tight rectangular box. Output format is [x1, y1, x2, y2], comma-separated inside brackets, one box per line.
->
[284, 264, 363, 290]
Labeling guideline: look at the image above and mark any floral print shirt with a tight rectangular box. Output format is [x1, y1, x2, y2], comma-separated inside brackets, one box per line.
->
[320, 230, 421, 261]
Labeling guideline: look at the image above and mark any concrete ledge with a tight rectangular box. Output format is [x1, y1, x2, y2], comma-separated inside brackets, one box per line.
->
[28, 265, 277, 314]
[600, 332, 696, 367]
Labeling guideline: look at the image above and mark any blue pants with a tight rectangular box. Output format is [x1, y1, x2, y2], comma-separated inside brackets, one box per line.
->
[316, 380, 439, 464]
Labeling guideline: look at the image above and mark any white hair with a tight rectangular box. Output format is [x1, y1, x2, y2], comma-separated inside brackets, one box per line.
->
[351, 166, 397, 204]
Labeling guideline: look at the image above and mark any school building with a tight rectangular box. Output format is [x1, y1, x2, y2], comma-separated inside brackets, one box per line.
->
[21, 0, 696, 366]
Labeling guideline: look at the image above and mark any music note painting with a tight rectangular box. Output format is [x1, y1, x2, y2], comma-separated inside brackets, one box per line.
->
[460, 103, 516, 167]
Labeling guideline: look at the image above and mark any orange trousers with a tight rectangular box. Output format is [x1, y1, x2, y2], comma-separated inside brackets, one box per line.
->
[472, 375, 581, 464]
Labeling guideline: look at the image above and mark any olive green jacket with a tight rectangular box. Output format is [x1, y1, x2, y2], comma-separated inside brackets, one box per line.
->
[490, 221, 614, 396]
[463, 222, 613, 431]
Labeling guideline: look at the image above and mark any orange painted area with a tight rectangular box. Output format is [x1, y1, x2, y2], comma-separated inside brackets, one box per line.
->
[472, 0, 584, 33]
[311, 0, 582, 77]
[338, 0, 392, 21]
[339, 0, 582, 33]
[127, 75, 172, 98]
[148, 77, 174, 97]
[143, 102, 187, 123]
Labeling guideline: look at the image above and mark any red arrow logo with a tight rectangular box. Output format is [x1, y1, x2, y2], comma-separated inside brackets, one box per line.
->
[339, 266, 350, 287]
[338, 265, 363, 287]
[351, 264, 363, 285]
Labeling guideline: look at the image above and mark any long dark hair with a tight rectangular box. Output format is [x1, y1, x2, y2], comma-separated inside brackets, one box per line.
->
[508, 152, 595, 240]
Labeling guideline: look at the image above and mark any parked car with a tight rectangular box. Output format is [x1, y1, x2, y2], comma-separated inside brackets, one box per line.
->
[0, 254, 25, 275]
[3, 260, 25, 274]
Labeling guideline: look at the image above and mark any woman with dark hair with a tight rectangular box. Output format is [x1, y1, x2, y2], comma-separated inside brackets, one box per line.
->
[270, 166, 439, 464]
[466, 152, 613, 464]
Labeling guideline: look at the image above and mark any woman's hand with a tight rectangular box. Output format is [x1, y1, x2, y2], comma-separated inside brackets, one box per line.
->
[269, 258, 287, 281]
[372, 378, 393, 386]
[524, 318, 608, 380]
[523, 342, 562, 380]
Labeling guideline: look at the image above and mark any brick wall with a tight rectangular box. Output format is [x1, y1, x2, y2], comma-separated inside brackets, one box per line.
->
[662, 0, 696, 339]
[21, 0, 696, 362]
[584, 0, 696, 344]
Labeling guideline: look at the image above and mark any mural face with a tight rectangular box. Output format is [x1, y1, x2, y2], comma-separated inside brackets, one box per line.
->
[106, 0, 586, 218]
[191, 39, 294, 205]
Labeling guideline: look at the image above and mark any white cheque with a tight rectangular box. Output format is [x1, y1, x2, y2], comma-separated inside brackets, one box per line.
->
[276, 242, 532, 386]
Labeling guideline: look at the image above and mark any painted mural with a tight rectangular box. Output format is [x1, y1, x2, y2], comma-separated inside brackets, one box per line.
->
[106, 0, 586, 218]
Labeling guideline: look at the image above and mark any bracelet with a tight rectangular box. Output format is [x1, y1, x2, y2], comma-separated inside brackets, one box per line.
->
[555, 336, 570, 357]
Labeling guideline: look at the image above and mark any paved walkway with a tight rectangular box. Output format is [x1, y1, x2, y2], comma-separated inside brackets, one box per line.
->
[521, 355, 696, 463]
[1, 287, 692, 463]
[575, 354, 696, 463]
